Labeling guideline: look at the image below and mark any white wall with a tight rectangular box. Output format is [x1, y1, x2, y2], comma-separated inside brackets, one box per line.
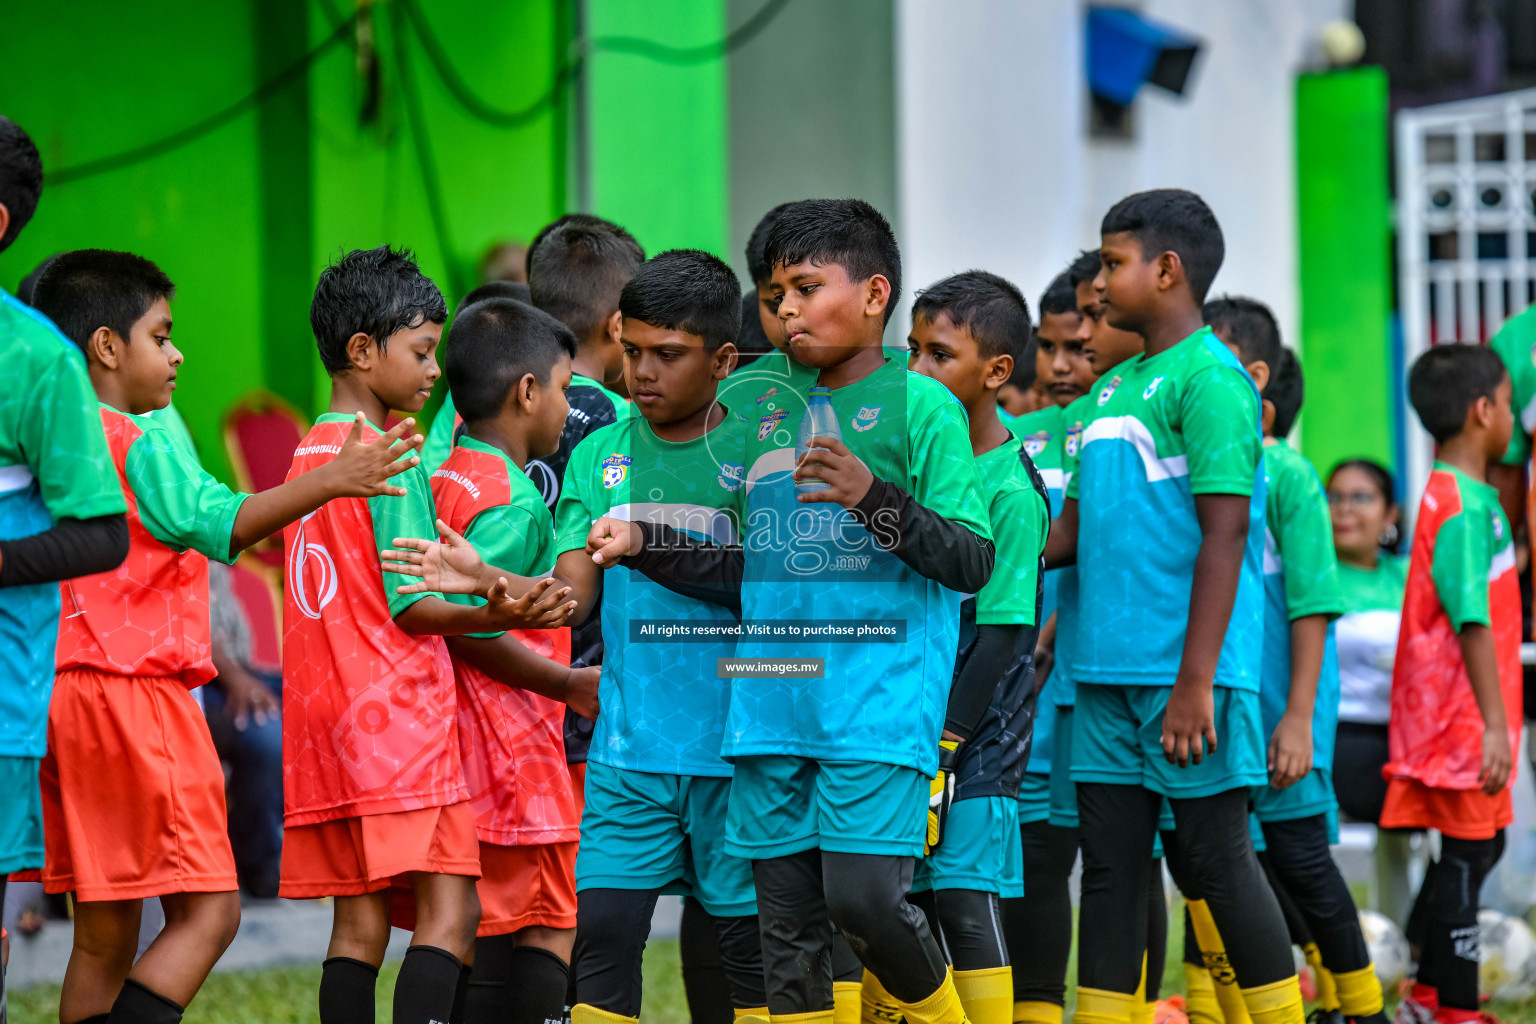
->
[895, 0, 1346, 352]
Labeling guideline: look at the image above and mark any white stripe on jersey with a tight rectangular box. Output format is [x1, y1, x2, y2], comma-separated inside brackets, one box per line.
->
[1038, 467, 1065, 493]
[745, 448, 796, 492]
[1492, 541, 1517, 581]
[1081, 416, 1190, 482]
[1263, 526, 1284, 576]
[603, 501, 738, 545]
[0, 464, 35, 496]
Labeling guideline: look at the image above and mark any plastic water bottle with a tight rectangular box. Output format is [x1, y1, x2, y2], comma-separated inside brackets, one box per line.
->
[794, 385, 842, 540]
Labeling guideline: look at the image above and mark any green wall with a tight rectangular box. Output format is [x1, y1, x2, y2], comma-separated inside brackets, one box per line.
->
[1295, 68, 1394, 477]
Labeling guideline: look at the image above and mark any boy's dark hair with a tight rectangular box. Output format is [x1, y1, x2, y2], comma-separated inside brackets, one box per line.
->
[1205, 295, 1282, 375]
[16, 253, 59, 306]
[524, 213, 611, 280]
[1101, 188, 1225, 303]
[1408, 343, 1509, 444]
[448, 298, 578, 423]
[0, 118, 43, 252]
[763, 199, 902, 324]
[736, 290, 773, 356]
[1067, 249, 1102, 289]
[458, 280, 530, 313]
[310, 246, 447, 376]
[32, 249, 176, 352]
[528, 218, 645, 343]
[1008, 334, 1039, 390]
[745, 202, 795, 285]
[1267, 347, 1304, 438]
[1038, 272, 1079, 318]
[619, 249, 742, 350]
[912, 270, 1033, 364]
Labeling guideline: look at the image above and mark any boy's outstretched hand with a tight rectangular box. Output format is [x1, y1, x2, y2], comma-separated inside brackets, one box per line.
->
[1267, 712, 1312, 789]
[1482, 725, 1513, 795]
[793, 436, 874, 509]
[1162, 680, 1217, 768]
[586, 517, 642, 567]
[326, 413, 424, 498]
[485, 575, 575, 631]
[386, 520, 490, 595]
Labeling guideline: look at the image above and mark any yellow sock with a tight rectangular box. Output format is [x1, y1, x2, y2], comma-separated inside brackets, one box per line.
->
[1074, 987, 1136, 1024]
[572, 1006, 638, 1024]
[1184, 899, 1250, 1024]
[834, 981, 864, 1024]
[863, 969, 906, 1024]
[771, 1011, 837, 1024]
[1332, 964, 1384, 1018]
[739, 1008, 773, 1024]
[1300, 944, 1338, 1012]
[1184, 963, 1225, 1024]
[1014, 1001, 1064, 1024]
[1237, 977, 1303, 1024]
[954, 967, 1013, 1024]
[1131, 954, 1153, 1024]
[896, 971, 969, 1024]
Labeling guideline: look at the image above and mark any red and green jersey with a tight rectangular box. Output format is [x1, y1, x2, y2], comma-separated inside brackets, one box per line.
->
[432, 437, 579, 846]
[1387, 463, 1522, 790]
[281, 413, 465, 827]
[56, 404, 247, 686]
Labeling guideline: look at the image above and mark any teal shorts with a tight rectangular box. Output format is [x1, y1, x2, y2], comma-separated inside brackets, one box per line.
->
[725, 756, 928, 859]
[1048, 706, 1079, 828]
[576, 761, 756, 916]
[1252, 768, 1339, 825]
[1071, 683, 1267, 799]
[0, 755, 43, 874]
[1017, 772, 1051, 825]
[912, 795, 1024, 897]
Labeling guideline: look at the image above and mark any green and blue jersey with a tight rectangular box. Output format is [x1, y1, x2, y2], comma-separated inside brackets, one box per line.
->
[1008, 403, 1066, 773]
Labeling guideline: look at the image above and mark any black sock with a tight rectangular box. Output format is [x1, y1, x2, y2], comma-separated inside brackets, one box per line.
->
[395, 945, 466, 1024]
[321, 956, 380, 1024]
[107, 979, 184, 1024]
[681, 898, 735, 1024]
[465, 935, 517, 1024]
[451, 961, 472, 1024]
[507, 947, 572, 1024]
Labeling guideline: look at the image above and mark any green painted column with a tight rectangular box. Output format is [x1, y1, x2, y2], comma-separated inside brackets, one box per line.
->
[1295, 67, 1394, 476]
[584, 0, 730, 258]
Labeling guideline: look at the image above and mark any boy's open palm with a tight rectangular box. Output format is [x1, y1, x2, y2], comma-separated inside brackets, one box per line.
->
[1483, 727, 1513, 795]
[385, 520, 486, 595]
[1162, 682, 1217, 768]
[793, 436, 874, 508]
[329, 413, 424, 498]
[485, 575, 575, 630]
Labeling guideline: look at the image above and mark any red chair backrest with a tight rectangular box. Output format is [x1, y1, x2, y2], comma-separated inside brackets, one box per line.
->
[224, 392, 308, 496]
[227, 561, 282, 673]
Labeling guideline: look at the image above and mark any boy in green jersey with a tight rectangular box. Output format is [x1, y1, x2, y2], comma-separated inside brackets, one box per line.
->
[907, 270, 1050, 1024]
[1210, 301, 1387, 1024]
[1044, 192, 1304, 1024]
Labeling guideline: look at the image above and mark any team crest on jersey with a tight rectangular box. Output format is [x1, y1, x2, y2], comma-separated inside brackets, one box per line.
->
[718, 462, 745, 492]
[601, 453, 632, 489]
[757, 387, 779, 404]
[758, 408, 788, 441]
[1494, 511, 1506, 541]
[851, 406, 883, 432]
[1024, 431, 1051, 458]
[1143, 375, 1165, 400]
[1065, 422, 1084, 457]
[1097, 375, 1122, 406]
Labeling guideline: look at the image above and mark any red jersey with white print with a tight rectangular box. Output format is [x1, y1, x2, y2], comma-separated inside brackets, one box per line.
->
[1386, 464, 1522, 791]
[281, 414, 465, 827]
[57, 405, 247, 686]
[432, 438, 578, 845]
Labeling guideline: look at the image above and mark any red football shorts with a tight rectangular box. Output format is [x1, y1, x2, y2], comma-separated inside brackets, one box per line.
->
[279, 801, 481, 900]
[40, 667, 236, 901]
[1380, 777, 1513, 840]
[472, 840, 577, 936]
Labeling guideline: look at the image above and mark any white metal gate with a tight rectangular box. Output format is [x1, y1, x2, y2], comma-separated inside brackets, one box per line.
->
[1395, 87, 1536, 502]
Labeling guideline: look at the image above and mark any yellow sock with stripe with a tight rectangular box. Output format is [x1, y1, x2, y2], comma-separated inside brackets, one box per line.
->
[1300, 944, 1339, 1012]
[1183, 963, 1224, 1024]
[1184, 899, 1251, 1024]
[738, 1008, 773, 1024]
[1237, 977, 1303, 1024]
[1332, 964, 1384, 1018]
[1073, 987, 1136, 1024]
[834, 981, 864, 1024]
[771, 1011, 837, 1024]
[954, 967, 1013, 1024]
[862, 969, 906, 1024]
[896, 970, 969, 1024]
[1014, 1001, 1064, 1024]
[572, 1006, 638, 1024]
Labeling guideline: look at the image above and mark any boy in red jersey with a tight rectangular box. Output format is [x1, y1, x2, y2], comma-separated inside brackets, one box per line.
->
[282, 246, 574, 1024]
[29, 248, 422, 1024]
[428, 296, 598, 1024]
[1387, 344, 1520, 1024]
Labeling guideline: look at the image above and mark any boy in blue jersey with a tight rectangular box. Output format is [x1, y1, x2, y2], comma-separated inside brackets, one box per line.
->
[590, 199, 995, 1024]
[1043, 190, 1304, 1024]
[906, 270, 1050, 1024]
[1208, 303, 1386, 1024]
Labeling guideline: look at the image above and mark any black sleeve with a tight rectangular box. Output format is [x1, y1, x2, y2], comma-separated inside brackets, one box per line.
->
[623, 522, 744, 616]
[944, 623, 1023, 741]
[848, 477, 995, 594]
[0, 513, 130, 588]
